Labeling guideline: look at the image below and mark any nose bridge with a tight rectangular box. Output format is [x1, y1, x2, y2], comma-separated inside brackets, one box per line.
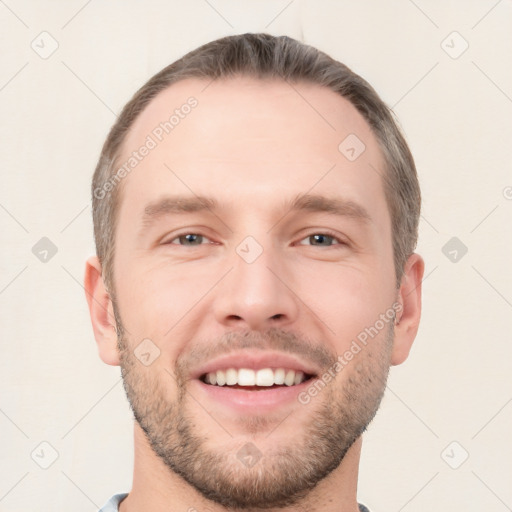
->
[213, 235, 298, 329]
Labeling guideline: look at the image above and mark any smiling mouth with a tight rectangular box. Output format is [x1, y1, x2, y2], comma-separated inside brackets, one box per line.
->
[199, 367, 316, 390]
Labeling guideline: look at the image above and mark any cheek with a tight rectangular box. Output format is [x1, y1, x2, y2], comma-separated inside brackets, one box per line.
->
[114, 259, 216, 339]
[297, 262, 394, 345]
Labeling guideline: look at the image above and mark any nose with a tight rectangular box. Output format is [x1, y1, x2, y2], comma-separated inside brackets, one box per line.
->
[212, 241, 300, 331]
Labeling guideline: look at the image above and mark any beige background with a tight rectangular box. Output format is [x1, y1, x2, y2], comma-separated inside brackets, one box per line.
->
[1, 1, 511, 510]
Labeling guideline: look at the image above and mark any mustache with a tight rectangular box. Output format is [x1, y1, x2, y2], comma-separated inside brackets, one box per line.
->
[177, 328, 337, 376]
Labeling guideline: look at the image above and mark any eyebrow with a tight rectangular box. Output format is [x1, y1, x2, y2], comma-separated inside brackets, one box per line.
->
[143, 195, 216, 218]
[140, 195, 219, 234]
[140, 192, 371, 232]
[288, 193, 371, 223]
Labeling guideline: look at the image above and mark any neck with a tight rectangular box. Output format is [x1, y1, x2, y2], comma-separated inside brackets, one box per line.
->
[120, 423, 362, 512]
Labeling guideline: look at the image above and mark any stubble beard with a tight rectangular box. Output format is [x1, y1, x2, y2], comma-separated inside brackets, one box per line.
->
[114, 303, 393, 510]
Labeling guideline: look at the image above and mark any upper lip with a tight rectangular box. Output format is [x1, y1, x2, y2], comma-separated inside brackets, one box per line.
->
[191, 351, 320, 380]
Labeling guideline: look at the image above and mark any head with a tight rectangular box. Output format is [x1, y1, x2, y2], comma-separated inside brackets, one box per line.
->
[85, 33, 424, 508]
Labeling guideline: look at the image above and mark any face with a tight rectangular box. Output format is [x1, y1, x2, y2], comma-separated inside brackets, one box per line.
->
[108, 77, 404, 508]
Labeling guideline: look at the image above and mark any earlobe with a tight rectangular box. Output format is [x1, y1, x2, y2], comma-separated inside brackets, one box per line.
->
[84, 256, 120, 366]
[391, 253, 425, 366]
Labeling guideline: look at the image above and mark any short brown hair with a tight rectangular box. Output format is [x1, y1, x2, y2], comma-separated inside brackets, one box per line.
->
[92, 33, 420, 292]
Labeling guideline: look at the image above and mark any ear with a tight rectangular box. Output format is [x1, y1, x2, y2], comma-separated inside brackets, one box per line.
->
[391, 253, 425, 366]
[84, 256, 120, 366]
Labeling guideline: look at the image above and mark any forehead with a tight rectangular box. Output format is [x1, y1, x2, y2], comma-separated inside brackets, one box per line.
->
[117, 76, 388, 226]
[122, 76, 381, 160]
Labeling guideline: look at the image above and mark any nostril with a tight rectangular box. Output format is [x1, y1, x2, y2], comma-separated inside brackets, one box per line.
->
[227, 315, 243, 321]
[271, 314, 284, 320]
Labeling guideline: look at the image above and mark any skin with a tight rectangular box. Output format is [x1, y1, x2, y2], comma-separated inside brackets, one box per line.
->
[85, 76, 424, 512]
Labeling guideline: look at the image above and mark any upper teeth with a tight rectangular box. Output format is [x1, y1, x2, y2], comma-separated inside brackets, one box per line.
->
[204, 368, 307, 387]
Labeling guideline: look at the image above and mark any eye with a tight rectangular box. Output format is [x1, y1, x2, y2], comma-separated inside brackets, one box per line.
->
[168, 233, 213, 246]
[298, 233, 346, 247]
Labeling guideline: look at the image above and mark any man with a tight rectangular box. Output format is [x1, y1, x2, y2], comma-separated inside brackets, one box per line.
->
[85, 33, 424, 512]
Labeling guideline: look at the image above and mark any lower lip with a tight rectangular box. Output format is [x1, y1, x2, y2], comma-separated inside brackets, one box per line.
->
[192, 379, 313, 413]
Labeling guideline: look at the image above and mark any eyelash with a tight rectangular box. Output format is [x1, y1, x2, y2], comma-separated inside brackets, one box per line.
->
[165, 231, 348, 247]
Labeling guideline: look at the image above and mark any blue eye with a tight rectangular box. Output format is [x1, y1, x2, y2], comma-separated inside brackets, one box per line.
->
[170, 234, 210, 246]
[299, 234, 342, 246]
